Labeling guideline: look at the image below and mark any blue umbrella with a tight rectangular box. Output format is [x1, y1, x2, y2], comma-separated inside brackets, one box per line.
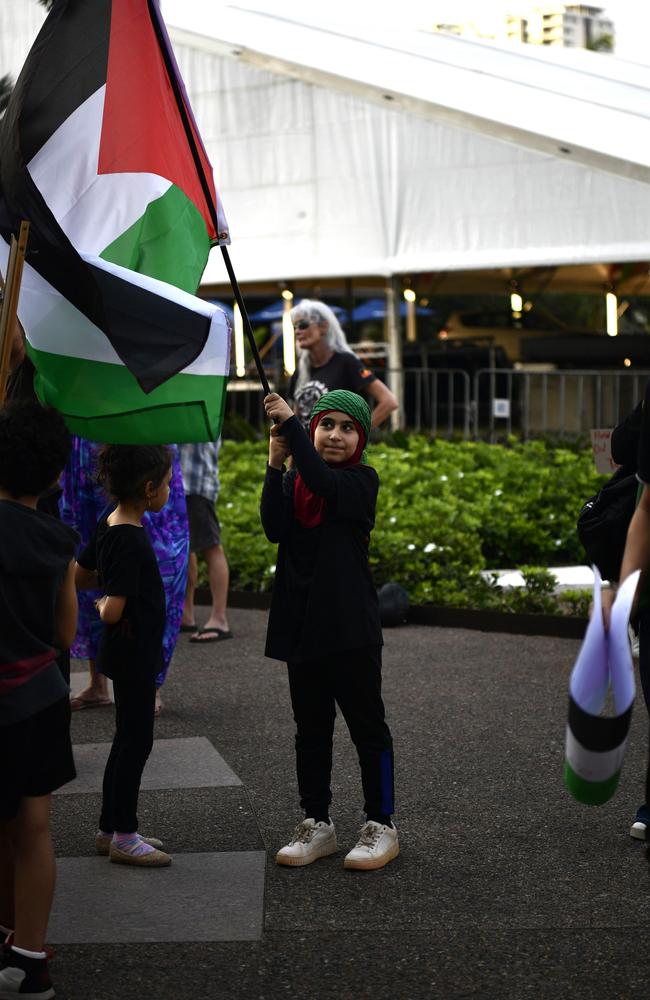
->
[352, 297, 434, 322]
[248, 300, 349, 323]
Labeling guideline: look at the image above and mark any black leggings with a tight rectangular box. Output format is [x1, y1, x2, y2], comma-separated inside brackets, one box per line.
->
[99, 670, 156, 834]
[287, 645, 394, 822]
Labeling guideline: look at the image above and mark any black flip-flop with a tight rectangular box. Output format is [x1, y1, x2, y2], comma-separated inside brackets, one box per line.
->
[179, 624, 198, 634]
[189, 627, 233, 643]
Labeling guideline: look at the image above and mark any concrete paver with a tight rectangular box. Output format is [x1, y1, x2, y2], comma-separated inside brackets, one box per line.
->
[58, 736, 242, 794]
[49, 853, 266, 943]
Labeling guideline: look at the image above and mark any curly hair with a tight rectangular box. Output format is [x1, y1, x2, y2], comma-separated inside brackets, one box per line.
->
[97, 444, 172, 503]
[0, 400, 71, 497]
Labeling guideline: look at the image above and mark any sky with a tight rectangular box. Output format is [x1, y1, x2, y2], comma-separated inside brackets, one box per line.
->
[160, 0, 650, 66]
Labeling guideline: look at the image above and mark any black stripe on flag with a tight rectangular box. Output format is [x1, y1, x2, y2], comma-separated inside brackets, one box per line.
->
[3, 0, 111, 165]
[88, 261, 212, 392]
[0, 196, 210, 393]
[568, 695, 633, 754]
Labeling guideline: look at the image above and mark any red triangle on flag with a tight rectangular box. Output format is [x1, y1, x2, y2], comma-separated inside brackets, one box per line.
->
[98, 0, 218, 240]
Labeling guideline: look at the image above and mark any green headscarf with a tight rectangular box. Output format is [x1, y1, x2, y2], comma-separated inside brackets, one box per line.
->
[309, 390, 371, 463]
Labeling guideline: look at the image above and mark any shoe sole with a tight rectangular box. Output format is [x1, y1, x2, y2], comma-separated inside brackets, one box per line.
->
[96, 836, 164, 856]
[275, 841, 338, 867]
[109, 849, 172, 867]
[630, 822, 647, 841]
[343, 842, 400, 871]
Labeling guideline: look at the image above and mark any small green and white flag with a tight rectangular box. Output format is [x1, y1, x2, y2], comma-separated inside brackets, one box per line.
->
[564, 568, 639, 806]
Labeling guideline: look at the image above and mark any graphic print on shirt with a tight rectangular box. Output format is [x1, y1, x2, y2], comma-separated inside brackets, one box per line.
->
[294, 380, 329, 428]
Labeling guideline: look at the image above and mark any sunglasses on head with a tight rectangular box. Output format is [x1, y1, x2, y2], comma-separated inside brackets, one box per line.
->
[294, 320, 311, 331]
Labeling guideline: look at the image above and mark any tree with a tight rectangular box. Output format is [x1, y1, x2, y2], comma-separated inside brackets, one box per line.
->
[588, 34, 614, 53]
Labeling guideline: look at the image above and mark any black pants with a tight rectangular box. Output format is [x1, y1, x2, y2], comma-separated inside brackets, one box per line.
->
[287, 645, 394, 821]
[99, 670, 156, 834]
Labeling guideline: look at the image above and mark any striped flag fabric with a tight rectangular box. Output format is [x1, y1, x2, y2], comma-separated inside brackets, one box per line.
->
[564, 569, 639, 806]
[0, 0, 231, 444]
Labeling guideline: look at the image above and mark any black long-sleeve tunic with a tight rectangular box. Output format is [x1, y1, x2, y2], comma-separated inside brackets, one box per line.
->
[260, 415, 383, 663]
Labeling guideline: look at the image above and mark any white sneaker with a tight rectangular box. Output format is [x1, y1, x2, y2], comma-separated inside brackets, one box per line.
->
[343, 821, 399, 871]
[276, 819, 337, 867]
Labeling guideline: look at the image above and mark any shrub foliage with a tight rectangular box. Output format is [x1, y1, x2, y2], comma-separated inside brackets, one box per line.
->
[209, 436, 603, 614]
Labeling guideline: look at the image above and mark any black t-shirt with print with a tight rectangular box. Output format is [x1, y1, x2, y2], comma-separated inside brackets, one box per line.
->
[288, 351, 377, 429]
[78, 520, 166, 680]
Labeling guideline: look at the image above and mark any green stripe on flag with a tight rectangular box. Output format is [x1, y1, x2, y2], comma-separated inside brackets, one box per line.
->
[30, 347, 227, 444]
[100, 185, 211, 294]
[564, 761, 621, 805]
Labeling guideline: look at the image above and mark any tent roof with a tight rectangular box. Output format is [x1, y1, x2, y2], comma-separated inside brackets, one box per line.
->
[168, 5, 650, 184]
[160, 6, 650, 285]
[6, 2, 648, 287]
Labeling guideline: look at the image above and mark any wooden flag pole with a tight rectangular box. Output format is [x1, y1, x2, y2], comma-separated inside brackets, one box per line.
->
[0, 220, 30, 405]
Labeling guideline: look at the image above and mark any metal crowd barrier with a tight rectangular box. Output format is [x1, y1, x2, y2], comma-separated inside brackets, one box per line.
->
[224, 367, 650, 440]
[472, 368, 650, 441]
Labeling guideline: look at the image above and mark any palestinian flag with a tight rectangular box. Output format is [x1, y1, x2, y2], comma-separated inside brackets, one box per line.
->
[564, 569, 639, 806]
[0, 0, 231, 444]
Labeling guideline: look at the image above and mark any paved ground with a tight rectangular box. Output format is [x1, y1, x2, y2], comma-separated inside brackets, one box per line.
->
[47, 608, 650, 1000]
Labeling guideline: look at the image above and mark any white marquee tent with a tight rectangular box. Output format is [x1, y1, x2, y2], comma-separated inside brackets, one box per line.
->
[162, 4, 650, 287]
[3, 1, 650, 287]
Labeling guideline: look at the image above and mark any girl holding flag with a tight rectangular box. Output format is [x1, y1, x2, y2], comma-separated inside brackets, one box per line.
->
[261, 389, 399, 871]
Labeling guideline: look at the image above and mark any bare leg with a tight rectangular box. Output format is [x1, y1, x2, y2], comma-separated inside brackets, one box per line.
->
[181, 552, 198, 628]
[9, 795, 55, 952]
[201, 544, 229, 633]
[70, 658, 110, 708]
[0, 825, 15, 932]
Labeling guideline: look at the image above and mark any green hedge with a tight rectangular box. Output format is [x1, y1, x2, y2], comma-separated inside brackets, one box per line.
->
[207, 436, 604, 614]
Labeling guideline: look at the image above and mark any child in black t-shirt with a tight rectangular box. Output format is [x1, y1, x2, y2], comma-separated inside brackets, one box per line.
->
[0, 400, 78, 1000]
[261, 388, 398, 871]
[76, 445, 172, 867]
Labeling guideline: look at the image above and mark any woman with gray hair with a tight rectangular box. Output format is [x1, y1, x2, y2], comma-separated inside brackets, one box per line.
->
[288, 299, 398, 430]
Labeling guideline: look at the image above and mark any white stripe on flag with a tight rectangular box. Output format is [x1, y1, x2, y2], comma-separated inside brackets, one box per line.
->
[565, 727, 628, 784]
[27, 86, 172, 256]
[0, 240, 230, 379]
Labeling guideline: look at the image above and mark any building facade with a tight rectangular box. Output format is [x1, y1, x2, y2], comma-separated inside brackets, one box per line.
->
[436, 5, 615, 52]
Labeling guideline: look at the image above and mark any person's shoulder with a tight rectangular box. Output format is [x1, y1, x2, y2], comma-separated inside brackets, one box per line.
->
[0, 500, 78, 547]
[99, 524, 151, 573]
[349, 462, 378, 479]
[340, 464, 379, 488]
[100, 522, 147, 550]
[343, 351, 376, 381]
[0, 502, 78, 573]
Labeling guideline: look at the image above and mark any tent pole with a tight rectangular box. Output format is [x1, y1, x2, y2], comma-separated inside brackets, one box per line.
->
[0, 221, 29, 406]
[384, 275, 403, 430]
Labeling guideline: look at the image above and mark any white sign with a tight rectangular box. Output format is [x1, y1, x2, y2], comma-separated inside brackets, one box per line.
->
[590, 428, 617, 475]
[492, 398, 511, 418]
